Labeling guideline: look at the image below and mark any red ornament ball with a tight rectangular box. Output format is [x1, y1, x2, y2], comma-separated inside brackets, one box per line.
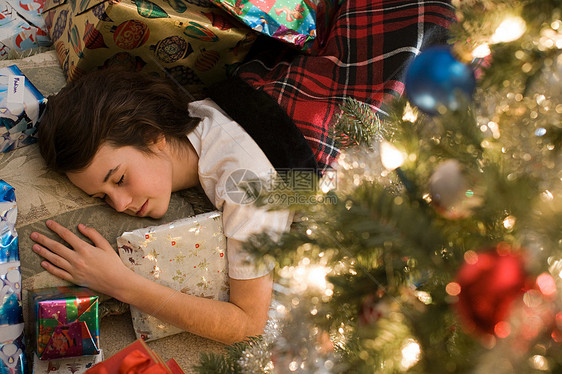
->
[454, 244, 528, 337]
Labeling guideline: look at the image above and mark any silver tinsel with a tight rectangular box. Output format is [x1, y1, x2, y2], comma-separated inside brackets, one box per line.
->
[237, 309, 280, 374]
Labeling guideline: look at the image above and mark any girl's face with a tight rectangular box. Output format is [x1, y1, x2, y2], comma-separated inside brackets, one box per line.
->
[67, 142, 178, 219]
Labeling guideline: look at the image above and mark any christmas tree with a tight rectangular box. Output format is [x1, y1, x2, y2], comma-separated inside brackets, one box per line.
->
[195, 0, 561, 372]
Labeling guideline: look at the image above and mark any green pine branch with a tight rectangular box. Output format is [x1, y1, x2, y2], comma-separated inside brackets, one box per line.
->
[332, 97, 390, 148]
[193, 336, 264, 374]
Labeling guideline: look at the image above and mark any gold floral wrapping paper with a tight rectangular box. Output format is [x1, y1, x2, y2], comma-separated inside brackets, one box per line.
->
[116, 211, 229, 342]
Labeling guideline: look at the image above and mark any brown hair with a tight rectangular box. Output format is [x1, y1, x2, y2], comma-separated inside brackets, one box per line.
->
[38, 68, 200, 173]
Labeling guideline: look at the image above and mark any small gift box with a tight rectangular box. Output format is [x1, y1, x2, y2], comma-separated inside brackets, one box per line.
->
[0, 65, 48, 153]
[0, 180, 26, 374]
[5, 0, 49, 35]
[33, 350, 104, 373]
[0, 0, 51, 56]
[117, 211, 229, 342]
[85, 339, 184, 374]
[29, 286, 100, 360]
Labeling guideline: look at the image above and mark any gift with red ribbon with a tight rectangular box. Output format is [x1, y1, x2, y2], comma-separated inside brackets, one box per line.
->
[85, 339, 184, 374]
[29, 286, 100, 360]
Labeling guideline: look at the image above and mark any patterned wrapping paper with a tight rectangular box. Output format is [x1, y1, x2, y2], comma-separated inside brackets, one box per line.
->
[0, 0, 51, 57]
[41, 0, 257, 90]
[29, 286, 100, 360]
[0, 324, 25, 374]
[33, 350, 104, 373]
[208, 0, 342, 50]
[0, 179, 25, 374]
[117, 211, 229, 342]
[0, 65, 48, 154]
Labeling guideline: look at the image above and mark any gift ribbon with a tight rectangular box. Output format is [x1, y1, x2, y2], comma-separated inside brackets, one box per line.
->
[119, 349, 169, 374]
[87, 349, 170, 374]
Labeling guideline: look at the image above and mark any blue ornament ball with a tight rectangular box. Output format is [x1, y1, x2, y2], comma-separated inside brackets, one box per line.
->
[405, 46, 476, 115]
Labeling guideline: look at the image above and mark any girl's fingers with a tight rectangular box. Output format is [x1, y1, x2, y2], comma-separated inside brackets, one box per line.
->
[32, 243, 73, 271]
[40, 260, 74, 283]
[78, 224, 111, 250]
[44, 220, 86, 248]
[30, 230, 75, 259]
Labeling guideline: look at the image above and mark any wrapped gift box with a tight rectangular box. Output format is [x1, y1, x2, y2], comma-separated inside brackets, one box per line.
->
[33, 350, 104, 373]
[117, 211, 229, 341]
[29, 286, 100, 360]
[85, 339, 184, 374]
[5, 0, 49, 33]
[0, 180, 25, 374]
[209, 0, 341, 50]
[0, 65, 48, 153]
[42, 0, 257, 89]
[0, 0, 51, 56]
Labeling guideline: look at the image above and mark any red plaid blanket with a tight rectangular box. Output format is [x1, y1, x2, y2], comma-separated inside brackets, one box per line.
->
[237, 0, 455, 171]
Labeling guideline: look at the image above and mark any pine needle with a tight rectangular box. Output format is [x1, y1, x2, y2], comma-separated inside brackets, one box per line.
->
[193, 336, 264, 374]
[332, 97, 387, 148]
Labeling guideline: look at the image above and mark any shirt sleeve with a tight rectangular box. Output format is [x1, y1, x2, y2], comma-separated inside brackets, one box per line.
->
[227, 237, 273, 280]
[188, 99, 294, 280]
[218, 177, 293, 279]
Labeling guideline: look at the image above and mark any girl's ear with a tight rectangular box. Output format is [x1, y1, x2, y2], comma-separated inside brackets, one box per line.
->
[151, 135, 167, 152]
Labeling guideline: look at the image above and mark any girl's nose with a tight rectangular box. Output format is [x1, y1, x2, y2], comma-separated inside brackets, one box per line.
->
[106, 191, 131, 213]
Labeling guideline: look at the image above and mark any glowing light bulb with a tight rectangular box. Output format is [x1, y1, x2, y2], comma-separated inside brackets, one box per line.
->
[400, 339, 421, 370]
[537, 273, 557, 297]
[305, 265, 329, 291]
[530, 355, 550, 371]
[288, 264, 331, 293]
[402, 103, 418, 122]
[380, 141, 405, 170]
[503, 215, 516, 229]
[472, 43, 491, 58]
[491, 16, 526, 44]
[446, 282, 461, 296]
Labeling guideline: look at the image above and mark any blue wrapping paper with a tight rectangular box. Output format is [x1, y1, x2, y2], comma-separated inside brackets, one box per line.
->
[0, 0, 51, 56]
[0, 180, 26, 374]
[0, 324, 25, 374]
[0, 65, 48, 153]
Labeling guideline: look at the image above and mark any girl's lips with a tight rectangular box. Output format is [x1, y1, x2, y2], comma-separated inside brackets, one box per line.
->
[136, 200, 148, 216]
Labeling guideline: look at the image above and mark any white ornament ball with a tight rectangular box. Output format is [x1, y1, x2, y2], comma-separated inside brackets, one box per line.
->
[429, 160, 480, 219]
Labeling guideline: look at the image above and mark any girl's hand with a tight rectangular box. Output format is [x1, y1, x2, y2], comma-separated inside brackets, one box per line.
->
[30, 220, 130, 296]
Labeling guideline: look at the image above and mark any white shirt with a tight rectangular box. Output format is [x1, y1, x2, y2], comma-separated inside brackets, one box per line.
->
[187, 99, 292, 279]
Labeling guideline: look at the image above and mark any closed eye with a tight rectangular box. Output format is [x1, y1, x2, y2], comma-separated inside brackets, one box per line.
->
[92, 194, 106, 201]
[117, 175, 125, 186]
